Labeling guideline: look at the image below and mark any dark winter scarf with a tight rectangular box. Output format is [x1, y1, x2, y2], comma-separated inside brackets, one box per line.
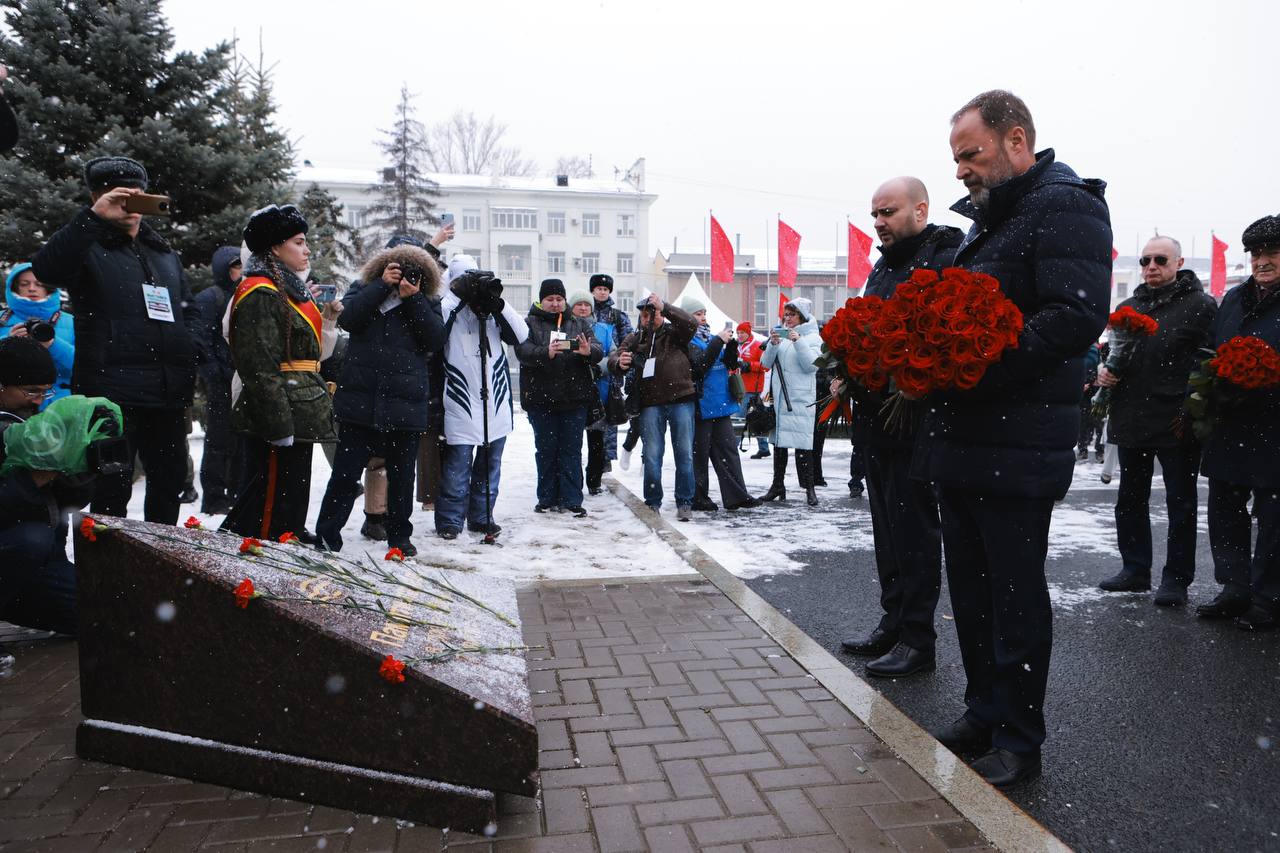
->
[242, 251, 315, 361]
[695, 321, 712, 342]
[1132, 269, 1203, 311]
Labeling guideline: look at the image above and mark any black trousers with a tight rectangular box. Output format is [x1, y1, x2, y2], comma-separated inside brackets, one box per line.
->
[938, 487, 1054, 755]
[864, 446, 942, 649]
[0, 522, 77, 635]
[849, 443, 866, 490]
[1077, 396, 1103, 451]
[1208, 479, 1280, 612]
[694, 416, 752, 506]
[92, 405, 187, 525]
[1114, 444, 1201, 586]
[586, 429, 607, 490]
[812, 416, 828, 483]
[221, 440, 314, 540]
[316, 424, 420, 544]
[198, 374, 238, 508]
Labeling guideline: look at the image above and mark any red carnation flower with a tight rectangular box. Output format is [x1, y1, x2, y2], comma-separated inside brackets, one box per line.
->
[239, 537, 264, 556]
[278, 531, 299, 544]
[379, 654, 406, 684]
[385, 547, 406, 562]
[183, 516, 202, 530]
[79, 516, 106, 542]
[234, 578, 256, 609]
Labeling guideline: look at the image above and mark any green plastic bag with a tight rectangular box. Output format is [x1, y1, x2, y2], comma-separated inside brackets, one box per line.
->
[1, 395, 124, 477]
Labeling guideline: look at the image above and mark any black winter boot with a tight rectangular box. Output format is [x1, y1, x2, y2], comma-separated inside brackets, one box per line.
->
[361, 513, 388, 541]
[756, 448, 788, 502]
[796, 450, 818, 507]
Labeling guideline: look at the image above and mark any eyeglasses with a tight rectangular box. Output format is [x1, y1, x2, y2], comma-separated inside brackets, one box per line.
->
[1139, 255, 1170, 267]
[2, 386, 54, 400]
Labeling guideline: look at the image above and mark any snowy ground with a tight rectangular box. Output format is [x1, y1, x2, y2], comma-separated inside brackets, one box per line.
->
[123, 414, 1171, 599]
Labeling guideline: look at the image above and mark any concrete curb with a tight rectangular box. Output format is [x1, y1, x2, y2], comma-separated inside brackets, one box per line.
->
[603, 476, 1072, 853]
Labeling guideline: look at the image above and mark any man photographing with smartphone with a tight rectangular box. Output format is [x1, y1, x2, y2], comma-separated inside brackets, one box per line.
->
[32, 155, 199, 526]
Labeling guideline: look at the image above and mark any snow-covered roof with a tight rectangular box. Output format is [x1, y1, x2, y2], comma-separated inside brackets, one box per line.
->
[293, 163, 654, 199]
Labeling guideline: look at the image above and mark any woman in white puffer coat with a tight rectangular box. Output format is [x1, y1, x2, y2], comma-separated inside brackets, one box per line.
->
[756, 297, 821, 506]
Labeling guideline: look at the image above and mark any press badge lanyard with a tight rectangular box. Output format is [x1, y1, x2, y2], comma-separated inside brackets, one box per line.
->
[642, 331, 657, 379]
[134, 243, 175, 323]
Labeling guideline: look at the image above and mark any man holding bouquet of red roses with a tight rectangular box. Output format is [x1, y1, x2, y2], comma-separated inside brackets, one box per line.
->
[922, 90, 1111, 787]
[1095, 236, 1216, 606]
[838, 176, 963, 680]
[1197, 215, 1280, 630]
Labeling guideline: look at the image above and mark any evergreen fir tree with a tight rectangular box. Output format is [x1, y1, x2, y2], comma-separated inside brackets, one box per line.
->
[365, 85, 439, 246]
[296, 182, 361, 284]
[0, 1, 294, 268]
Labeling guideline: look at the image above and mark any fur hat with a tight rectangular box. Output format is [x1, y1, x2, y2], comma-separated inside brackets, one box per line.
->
[84, 156, 148, 191]
[243, 204, 309, 255]
[385, 234, 425, 249]
[0, 336, 56, 386]
[1242, 215, 1280, 253]
[589, 273, 614, 293]
[359, 245, 442, 297]
[540, 278, 566, 300]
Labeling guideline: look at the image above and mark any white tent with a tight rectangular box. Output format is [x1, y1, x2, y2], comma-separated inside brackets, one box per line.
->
[673, 273, 736, 331]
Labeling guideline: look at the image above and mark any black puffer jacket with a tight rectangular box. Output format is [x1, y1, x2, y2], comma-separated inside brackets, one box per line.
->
[193, 246, 241, 383]
[516, 307, 602, 411]
[1201, 280, 1280, 489]
[920, 150, 1112, 499]
[332, 246, 446, 431]
[852, 223, 964, 449]
[32, 207, 199, 410]
[1107, 270, 1216, 448]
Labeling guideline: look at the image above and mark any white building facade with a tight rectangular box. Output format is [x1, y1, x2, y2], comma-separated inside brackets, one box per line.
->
[293, 159, 656, 315]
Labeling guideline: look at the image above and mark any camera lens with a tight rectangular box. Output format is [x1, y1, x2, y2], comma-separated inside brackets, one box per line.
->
[27, 321, 55, 343]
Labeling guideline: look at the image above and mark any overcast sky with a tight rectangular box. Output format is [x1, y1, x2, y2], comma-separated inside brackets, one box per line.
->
[167, 0, 1275, 268]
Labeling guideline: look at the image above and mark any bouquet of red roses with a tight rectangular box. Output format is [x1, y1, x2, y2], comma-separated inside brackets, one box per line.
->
[1185, 335, 1280, 440]
[1091, 305, 1160, 418]
[817, 267, 1023, 431]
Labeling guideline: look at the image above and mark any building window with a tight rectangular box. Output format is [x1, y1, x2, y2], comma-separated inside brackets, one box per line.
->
[1116, 282, 1128, 300]
[618, 292, 635, 313]
[347, 206, 368, 229]
[581, 252, 600, 274]
[491, 208, 538, 230]
[461, 209, 481, 231]
[547, 212, 566, 235]
[498, 245, 532, 283]
[617, 253, 634, 274]
[546, 251, 566, 275]
[617, 214, 635, 237]
[582, 213, 600, 237]
[821, 285, 837, 319]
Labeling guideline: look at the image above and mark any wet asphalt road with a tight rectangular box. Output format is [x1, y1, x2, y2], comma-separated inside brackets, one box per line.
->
[741, 471, 1280, 853]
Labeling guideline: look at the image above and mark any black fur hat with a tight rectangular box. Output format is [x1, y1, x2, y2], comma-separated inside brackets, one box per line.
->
[243, 204, 309, 255]
[589, 273, 614, 293]
[84, 156, 148, 191]
[0, 336, 56, 385]
[1242, 215, 1280, 253]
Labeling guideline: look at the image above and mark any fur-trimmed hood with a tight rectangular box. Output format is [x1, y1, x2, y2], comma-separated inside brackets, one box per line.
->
[360, 245, 442, 297]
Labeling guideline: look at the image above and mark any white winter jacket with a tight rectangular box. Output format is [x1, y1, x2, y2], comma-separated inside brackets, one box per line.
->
[440, 290, 530, 446]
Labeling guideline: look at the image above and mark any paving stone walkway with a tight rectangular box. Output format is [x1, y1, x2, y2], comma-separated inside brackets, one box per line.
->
[0, 579, 993, 852]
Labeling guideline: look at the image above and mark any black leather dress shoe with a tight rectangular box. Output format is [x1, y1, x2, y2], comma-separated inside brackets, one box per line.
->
[1196, 590, 1251, 619]
[692, 498, 719, 512]
[970, 747, 1041, 788]
[1153, 582, 1188, 607]
[840, 627, 898, 657]
[1235, 605, 1278, 631]
[929, 716, 992, 755]
[1098, 571, 1150, 592]
[865, 643, 935, 678]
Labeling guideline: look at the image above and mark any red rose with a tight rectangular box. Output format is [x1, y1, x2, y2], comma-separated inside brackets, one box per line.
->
[955, 361, 987, 389]
[879, 336, 909, 369]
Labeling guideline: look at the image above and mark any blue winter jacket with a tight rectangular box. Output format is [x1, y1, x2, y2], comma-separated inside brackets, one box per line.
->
[690, 331, 739, 420]
[921, 150, 1112, 499]
[1200, 279, 1280, 489]
[2, 264, 75, 407]
[592, 320, 616, 404]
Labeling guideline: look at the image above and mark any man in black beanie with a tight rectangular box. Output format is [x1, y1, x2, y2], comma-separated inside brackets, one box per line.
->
[31, 155, 199, 526]
[0, 337, 86, 638]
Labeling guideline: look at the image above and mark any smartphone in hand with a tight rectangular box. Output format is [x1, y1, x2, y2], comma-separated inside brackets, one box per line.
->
[123, 193, 172, 216]
[312, 284, 338, 304]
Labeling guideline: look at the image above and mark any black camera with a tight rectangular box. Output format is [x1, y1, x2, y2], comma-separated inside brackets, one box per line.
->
[399, 264, 425, 286]
[84, 404, 130, 477]
[451, 270, 504, 315]
[22, 319, 55, 344]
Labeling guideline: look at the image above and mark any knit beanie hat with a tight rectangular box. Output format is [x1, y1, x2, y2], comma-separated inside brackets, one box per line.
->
[736, 321, 752, 334]
[539, 278, 566, 300]
[569, 291, 593, 308]
[681, 297, 706, 314]
[0, 336, 56, 385]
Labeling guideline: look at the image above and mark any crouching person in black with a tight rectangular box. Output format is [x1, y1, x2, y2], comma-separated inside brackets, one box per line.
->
[0, 338, 123, 636]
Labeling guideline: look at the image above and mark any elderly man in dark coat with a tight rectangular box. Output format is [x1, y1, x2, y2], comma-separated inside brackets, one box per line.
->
[1197, 215, 1280, 630]
[1095, 236, 1216, 605]
[922, 91, 1111, 787]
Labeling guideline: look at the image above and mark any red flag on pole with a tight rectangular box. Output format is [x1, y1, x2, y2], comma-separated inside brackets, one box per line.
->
[847, 223, 873, 290]
[778, 219, 801, 288]
[1111, 247, 1118, 292]
[778, 291, 790, 320]
[1211, 235, 1228, 299]
[710, 215, 734, 283]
